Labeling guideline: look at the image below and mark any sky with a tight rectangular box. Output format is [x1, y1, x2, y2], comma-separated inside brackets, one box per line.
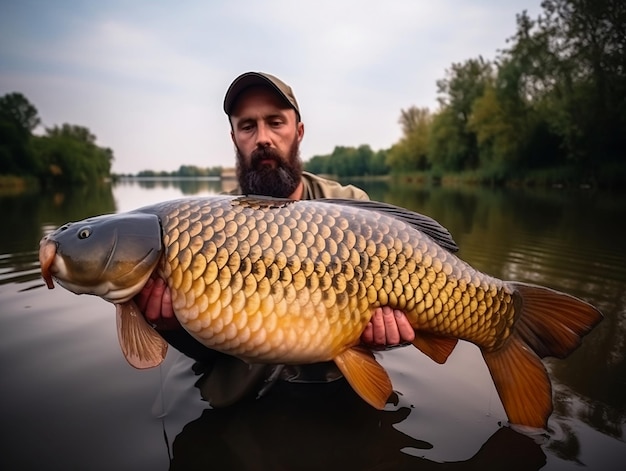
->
[0, 0, 544, 175]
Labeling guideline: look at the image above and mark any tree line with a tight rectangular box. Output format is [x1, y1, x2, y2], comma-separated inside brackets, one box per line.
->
[306, 0, 625, 187]
[134, 165, 222, 178]
[0, 92, 113, 185]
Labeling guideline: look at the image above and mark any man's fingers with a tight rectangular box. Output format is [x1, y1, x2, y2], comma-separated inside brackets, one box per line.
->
[144, 278, 166, 323]
[135, 277, 154, 313]
[381, 306, 400, 345]
[161, 285, 174, 319]
[361, 322, 374, 344]
[361, 307, 415, 346]
[395, 310, 415, 342]
[371, 308, 386, 345]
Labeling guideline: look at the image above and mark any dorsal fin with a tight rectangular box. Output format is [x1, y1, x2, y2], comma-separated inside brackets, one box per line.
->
[320, 198, 459, 253]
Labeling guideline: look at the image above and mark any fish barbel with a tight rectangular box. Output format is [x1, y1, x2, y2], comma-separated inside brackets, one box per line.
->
[39, 195, 602, 428]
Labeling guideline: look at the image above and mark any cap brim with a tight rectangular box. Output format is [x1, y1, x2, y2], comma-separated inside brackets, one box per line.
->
[223, 72, 293, 116]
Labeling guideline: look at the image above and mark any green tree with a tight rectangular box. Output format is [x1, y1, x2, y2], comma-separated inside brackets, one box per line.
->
[429, 108, 470, 172]
[369, 149, 389, 175]
[501, 1, 626, 169]
[491, 54, 565, 170]
[468, 85, 518, 176]
[305, 145, 387, 177]
[178, 165, 206, 177]
[327, 146, 367, 177]
[429, 57, 493, 171]
[386, 107, 431, 172]
[36, 124, 114, 184]
[304, 154, 330, 175]
[0, 92, 41, 175]
[0, 92, 40, 133]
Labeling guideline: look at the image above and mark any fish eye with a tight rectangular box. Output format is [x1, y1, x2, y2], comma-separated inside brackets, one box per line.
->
[78, 227, 92, 239]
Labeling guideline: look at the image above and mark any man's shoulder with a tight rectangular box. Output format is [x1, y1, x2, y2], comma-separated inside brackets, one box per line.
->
[301, 172, 369, 200]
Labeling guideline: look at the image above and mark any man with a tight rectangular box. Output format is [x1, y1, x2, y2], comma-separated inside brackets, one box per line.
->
[136, 72, 415, 406]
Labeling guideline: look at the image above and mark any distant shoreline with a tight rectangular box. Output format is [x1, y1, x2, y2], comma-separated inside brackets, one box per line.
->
[116, 175, 224, 181]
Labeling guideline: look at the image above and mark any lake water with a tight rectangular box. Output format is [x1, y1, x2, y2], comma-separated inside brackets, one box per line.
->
[1, 178, 625, 470]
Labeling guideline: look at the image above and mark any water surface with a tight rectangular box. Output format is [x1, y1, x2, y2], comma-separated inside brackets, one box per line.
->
[1, 178, 624, 470]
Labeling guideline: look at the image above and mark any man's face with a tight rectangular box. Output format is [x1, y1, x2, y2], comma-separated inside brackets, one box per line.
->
[229, 86, 305, 198]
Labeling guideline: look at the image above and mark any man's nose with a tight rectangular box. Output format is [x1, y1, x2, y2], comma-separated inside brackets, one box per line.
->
[255, 123, 271, 147]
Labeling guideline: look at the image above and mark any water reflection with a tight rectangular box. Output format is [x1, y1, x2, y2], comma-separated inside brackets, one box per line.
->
[168, 381, 546, 471]
[0, 184, 117, 287]
[0, 251, 41, 287]
[118, 176, 225, 195]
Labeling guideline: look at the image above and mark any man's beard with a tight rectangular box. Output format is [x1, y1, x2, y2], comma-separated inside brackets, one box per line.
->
[236, 140, 303, 198]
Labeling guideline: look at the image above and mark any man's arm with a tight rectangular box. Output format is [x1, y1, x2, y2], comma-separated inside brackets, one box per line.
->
[136, 277, 415, 345]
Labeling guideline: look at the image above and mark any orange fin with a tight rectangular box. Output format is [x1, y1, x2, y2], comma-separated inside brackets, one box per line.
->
[334, 347, 392, 409]
[482, 282, 602, 429]
[412, 333, 458, 364]
[116, 301, 168, 369]
[511, 282, 603, 359]
[483, 336, 552, 429]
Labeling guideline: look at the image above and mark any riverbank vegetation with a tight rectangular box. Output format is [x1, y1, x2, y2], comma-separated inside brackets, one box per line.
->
[1, 0, 624, 190]
[307, 0, 625, 189]
[0, 92, 113, 188]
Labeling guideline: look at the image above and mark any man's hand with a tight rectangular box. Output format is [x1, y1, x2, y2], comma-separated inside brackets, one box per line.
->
[134, 277, 180, 330]
[361, 306, 415, 346]
[137, 277, 415, 345]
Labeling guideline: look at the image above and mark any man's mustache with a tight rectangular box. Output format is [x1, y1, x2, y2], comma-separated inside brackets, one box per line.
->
[250, 147, 282, 167]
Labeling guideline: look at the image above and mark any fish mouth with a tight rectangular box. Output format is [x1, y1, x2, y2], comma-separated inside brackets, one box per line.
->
[38, 234, 158, 302]
[39, 238, 57, 289]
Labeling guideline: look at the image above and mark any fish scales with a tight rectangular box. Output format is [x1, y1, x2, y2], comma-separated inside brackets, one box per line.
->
[39, 195, 603, 427]
[154, 197, 514, 361]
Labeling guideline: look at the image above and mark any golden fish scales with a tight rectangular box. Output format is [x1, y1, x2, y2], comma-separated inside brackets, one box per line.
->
[39, 194, 603, 428]
[158, 197, 515, 363]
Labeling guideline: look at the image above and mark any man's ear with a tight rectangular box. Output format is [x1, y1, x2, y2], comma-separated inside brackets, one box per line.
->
[297, 121, 305, 143]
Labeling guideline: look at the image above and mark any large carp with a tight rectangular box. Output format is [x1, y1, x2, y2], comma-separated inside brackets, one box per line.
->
[39, 195, 602, 428]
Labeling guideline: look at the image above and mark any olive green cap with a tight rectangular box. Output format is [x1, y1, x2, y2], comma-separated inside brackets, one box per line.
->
[223, 71, 301, 120]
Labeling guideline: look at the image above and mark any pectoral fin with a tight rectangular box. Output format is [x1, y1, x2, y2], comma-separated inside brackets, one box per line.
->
[334, 347, 392, 409]
[116, 301, 168, 369]
[412, 333, 458, 364]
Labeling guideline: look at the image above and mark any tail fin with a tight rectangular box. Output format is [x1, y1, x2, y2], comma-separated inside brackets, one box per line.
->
[482, 282, 602, 429]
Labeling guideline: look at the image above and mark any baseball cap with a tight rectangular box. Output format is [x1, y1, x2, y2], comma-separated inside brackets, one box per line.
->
[223, 72, 301, 120]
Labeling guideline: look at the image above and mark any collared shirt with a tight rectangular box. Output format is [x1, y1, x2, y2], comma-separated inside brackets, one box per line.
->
[227, 171, 369, 201]
[300, 171, 369, 200]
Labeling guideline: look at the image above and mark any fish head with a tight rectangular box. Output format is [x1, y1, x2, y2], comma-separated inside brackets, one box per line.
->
[39, 212, 163, 303]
